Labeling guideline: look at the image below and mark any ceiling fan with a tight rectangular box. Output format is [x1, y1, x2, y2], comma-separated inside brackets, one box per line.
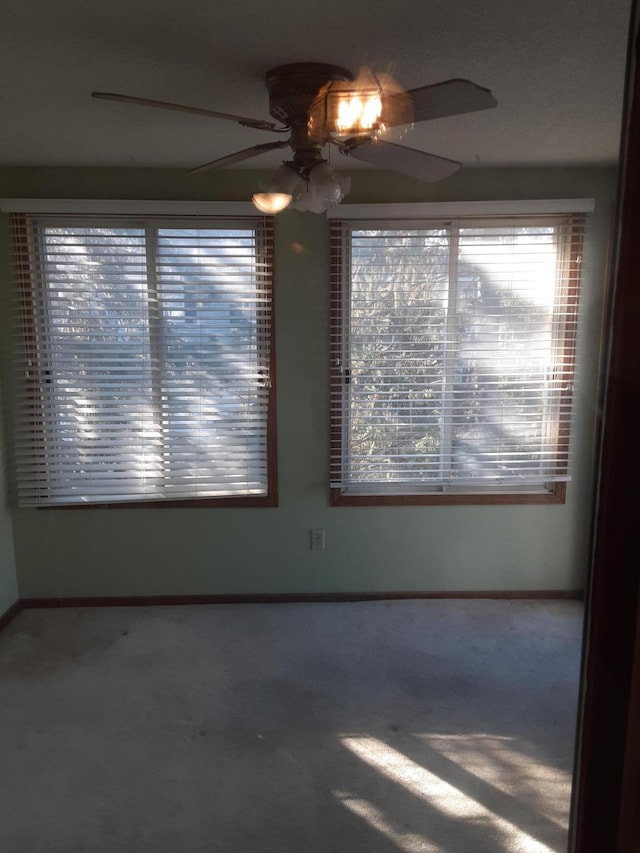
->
[92, 63, 497, 213]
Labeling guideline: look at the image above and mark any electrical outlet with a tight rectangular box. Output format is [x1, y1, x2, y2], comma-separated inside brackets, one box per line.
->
[311, 529, 326, 551]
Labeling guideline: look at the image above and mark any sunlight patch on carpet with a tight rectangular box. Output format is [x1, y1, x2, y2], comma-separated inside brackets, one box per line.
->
[415, 733, 571, 829]
[333, 790, 434, 853]
[340, 735, 556, 853]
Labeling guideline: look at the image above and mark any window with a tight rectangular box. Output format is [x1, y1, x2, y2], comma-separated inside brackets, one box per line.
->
[330, 215, 584, 505]
[12, 215, 276, 507]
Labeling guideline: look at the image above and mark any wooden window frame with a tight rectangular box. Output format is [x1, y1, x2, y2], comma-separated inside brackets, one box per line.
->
[12, 214, 278, 509]
[329, 215, 583, 507]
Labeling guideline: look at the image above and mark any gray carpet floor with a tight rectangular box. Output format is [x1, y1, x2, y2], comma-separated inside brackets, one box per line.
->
[0, 600, 583, 853]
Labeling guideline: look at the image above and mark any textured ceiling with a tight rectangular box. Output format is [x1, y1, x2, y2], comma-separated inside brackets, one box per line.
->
[0, 0, 632, 172]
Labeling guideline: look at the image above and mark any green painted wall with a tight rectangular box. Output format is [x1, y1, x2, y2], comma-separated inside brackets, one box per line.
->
[0, 214, 18, 612]
[0, 390, 18, 611]
[0, 166, 615, 597]
[0, 205, 18, 616]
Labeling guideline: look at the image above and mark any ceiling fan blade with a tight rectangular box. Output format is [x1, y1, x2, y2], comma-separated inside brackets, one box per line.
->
[341, 140, 461, 183]
[382, 78, 497, 127]
[91, 91, 278, 132]
[187, 140, 290, 174]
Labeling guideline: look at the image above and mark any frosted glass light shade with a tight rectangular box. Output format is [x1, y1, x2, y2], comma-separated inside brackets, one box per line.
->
[252, 192, 293, 214]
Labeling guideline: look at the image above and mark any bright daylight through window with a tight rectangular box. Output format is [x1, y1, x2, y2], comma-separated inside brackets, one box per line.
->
[330, 215, 584, 505]
[11, 216, 276, 507]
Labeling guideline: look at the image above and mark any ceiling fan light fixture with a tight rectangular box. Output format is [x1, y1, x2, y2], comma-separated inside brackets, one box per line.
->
[336, 90, 382, 135]
[308, 161, 344, 203]
[293, 164, 351, 214]
[272, 163, 306, 195]
[311, 67, 413, 141]
[253, 160, 350, 215]
[252, 162, 308, 213]
[313, 86, 382, 139]
[252, 192, 293, 214]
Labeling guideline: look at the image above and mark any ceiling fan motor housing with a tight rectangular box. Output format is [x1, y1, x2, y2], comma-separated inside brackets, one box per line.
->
[265, 63, 353, 128]
[265, 63, 355, 173]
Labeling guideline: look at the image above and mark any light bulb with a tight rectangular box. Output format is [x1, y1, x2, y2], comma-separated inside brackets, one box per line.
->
[252, 192, 293, 214]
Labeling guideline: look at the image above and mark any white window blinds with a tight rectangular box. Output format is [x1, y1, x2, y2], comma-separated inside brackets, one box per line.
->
[330, 215, 584, 499]
[11, 215, 275, 507]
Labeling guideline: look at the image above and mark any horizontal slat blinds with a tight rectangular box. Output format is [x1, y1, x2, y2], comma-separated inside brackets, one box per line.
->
[330, 215, 584, 496]
[11, 215, 275, 506]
